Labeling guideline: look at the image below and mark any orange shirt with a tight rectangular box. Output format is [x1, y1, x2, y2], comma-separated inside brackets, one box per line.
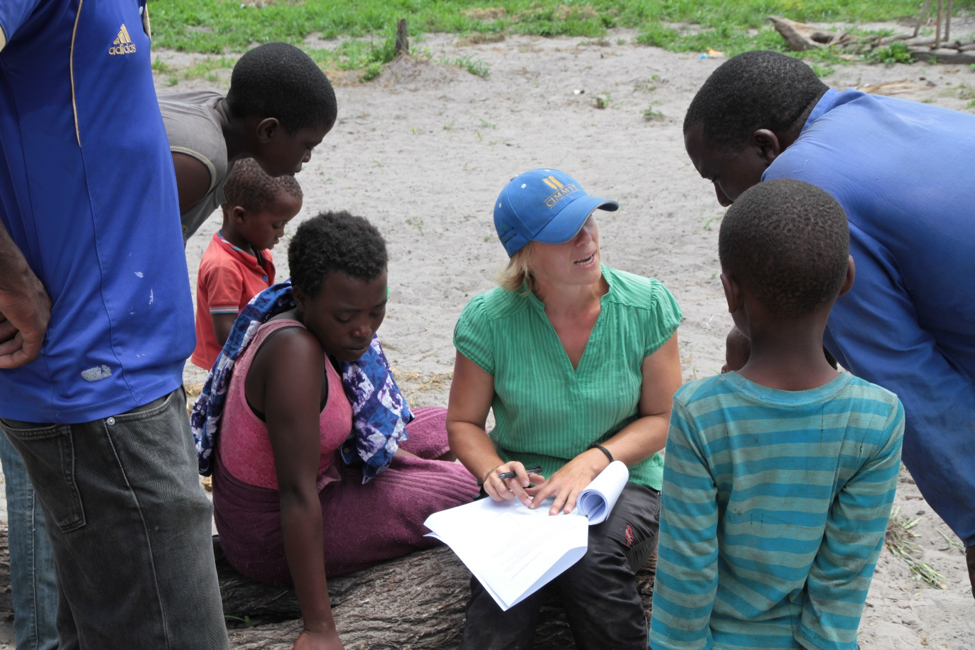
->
[191, 232, 275, 370]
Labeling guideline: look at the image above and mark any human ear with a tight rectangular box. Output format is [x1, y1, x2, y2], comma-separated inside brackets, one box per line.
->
[838, 255, 855, 297]
[751, 129, 782, 166]
[231, 205, 247, 224]
[720, 272, 743, 314]
[292, 285, 308, 314]
[256, 117, 280, 144]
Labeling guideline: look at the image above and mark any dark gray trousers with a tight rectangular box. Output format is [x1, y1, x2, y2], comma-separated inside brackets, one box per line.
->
[1, 388, 229, 650]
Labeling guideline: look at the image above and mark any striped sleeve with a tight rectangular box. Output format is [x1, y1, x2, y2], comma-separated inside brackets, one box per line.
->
[649, 398, 718, 650]
[453, 295, 495, 375]
[644, 280, 683, 358]
[798, 398, 905, 650]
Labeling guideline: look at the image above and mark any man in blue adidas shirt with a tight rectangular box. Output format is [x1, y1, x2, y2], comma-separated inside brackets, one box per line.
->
[0, 1, 230, 647]
[683, 50, 975, 599]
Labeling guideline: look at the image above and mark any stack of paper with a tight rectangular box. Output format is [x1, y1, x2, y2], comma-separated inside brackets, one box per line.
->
[424, 460, 629, 610]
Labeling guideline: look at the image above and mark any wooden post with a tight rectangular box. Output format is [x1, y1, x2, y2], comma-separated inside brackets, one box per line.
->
[945, 0, 953, 42]
[935, 0, 943, 48]
[395, 18, 409, 57]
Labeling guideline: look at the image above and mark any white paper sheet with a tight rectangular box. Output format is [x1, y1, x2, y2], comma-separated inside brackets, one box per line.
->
[423, 461, 629, 610]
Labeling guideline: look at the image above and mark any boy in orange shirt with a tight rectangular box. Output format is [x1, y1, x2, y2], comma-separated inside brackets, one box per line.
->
[191, 159, 302, 369]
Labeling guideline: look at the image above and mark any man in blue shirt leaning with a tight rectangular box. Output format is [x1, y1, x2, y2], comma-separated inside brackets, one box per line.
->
[683, 49, 975, 598]
[0, 0, 229, 647]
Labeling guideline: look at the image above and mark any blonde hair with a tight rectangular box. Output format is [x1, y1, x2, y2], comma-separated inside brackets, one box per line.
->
[497, 243, 534, 292]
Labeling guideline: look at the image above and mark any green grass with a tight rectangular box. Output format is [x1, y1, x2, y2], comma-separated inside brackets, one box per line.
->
[290, 32, 403, 81]
[441, 54, 492, 77]
[149, 0, 975, 81]
[866, 40, 915, 64]
[153, 54, 236, 85]
[642, 105, 666, 121]
[151, 0, 973, 54]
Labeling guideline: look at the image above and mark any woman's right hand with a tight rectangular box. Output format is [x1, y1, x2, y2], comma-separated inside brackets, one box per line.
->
[293, 629, 345, 650]
[482, 461, 545, 508]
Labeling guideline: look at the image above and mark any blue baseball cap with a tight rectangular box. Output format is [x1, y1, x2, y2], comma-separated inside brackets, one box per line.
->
[493, 169, 619, 257]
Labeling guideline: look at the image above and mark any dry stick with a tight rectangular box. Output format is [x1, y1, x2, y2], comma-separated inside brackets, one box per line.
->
[914, 0, 931, 38]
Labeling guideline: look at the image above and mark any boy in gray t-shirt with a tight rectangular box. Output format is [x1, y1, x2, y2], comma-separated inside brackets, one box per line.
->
[160, 42, 336, 241]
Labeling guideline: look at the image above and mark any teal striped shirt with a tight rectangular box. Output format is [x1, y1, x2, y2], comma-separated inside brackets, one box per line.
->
[650, 372, 904, 650]
[453, 266, 682, 490]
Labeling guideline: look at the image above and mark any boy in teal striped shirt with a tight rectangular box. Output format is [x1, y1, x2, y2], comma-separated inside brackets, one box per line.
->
[650, 179, 904, 650]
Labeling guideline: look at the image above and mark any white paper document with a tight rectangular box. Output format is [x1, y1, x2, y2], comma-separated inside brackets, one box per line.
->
[575, 458, 628, 524]
[423, 460, 629, 610]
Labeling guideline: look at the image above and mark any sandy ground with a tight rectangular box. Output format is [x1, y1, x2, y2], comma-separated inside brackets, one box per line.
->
[1, 23, 973, 649]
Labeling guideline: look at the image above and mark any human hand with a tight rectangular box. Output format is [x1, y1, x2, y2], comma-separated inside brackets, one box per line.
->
[293, 628, 344, 650]
[966, 545, 975, 600]
[527, 449, 607, 515]
[0, 269, 51, 369]
[482, 461, 545, 508]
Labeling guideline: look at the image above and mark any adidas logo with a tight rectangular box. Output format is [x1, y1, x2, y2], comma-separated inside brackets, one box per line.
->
[108, 24, 136, 55]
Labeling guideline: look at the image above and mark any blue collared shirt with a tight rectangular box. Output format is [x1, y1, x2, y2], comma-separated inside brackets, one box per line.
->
[764, 88, 975, 546]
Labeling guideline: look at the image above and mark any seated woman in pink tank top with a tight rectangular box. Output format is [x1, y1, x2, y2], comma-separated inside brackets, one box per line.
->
[212, 211, 479, 650]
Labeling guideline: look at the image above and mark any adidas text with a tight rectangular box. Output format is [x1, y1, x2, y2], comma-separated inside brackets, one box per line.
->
[109, 43, 137, 55]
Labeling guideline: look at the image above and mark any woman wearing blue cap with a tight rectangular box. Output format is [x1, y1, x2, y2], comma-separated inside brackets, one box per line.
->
[447, 169, 683, 648]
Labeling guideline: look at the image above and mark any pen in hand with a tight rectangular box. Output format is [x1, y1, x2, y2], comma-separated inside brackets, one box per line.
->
[497, 465, 543, 480]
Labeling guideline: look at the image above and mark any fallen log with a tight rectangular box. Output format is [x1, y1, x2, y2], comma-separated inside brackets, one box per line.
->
[218, 540, 658, 649]
[908, 47, 975, 64]
[768, 16, 975, 65]
[768, 16, 839, 51]
[0, 522, 656, 648]
[901, 36, 939, 47]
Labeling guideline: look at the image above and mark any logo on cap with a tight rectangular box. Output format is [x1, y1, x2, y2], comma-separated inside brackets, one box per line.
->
[541, 175, 579, 209]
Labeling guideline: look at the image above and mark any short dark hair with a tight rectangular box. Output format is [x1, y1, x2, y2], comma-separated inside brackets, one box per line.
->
[226, 43, 337, 134]
[719, 178, 849, 318]
[288, 211, 388, 297]
[223, 158, 302, 212]
[684, 50, 827, 150]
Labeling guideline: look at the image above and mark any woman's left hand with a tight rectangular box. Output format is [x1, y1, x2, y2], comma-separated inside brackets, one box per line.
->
[526, 448, 608, 515]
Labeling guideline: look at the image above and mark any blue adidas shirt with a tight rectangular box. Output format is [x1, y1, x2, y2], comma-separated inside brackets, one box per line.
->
[764, 89, 975, 547]
[0, 0, 194, 423]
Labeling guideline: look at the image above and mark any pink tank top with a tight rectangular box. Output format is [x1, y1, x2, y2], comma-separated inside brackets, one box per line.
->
[218, 319, 353, 490]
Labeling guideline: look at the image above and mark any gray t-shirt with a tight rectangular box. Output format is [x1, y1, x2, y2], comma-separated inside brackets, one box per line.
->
[159, 90, 234, 242]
